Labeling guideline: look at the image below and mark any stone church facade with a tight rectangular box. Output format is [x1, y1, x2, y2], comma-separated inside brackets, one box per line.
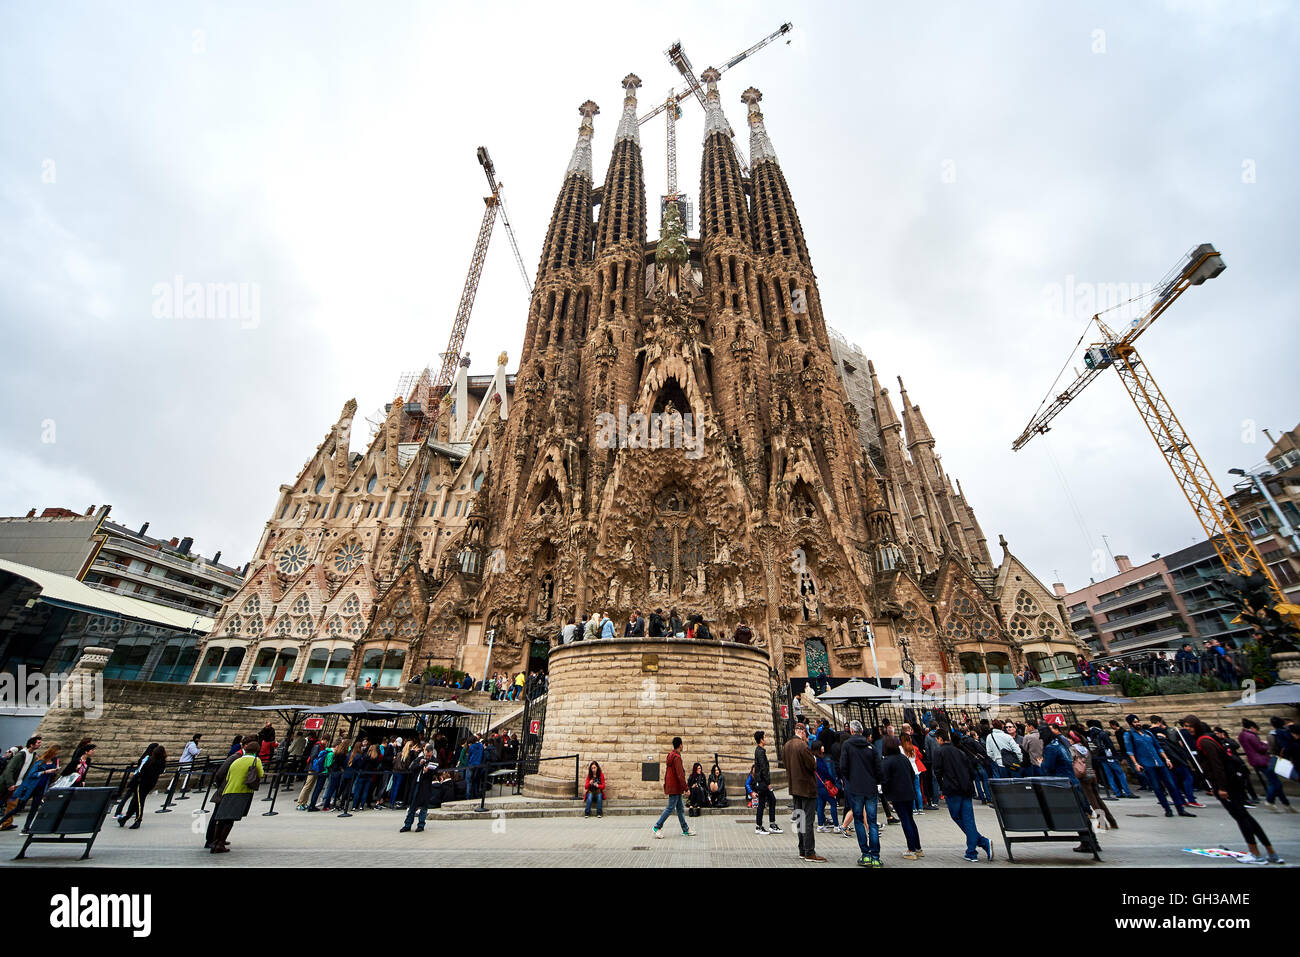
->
[195, 69, 1084, 692]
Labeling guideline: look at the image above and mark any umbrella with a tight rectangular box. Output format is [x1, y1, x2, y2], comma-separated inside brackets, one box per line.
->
[403, 700, 487, 715]
[893, 688, 940, 704]
[997, 687, 1132, 705]
[816, 678, 895, 704]
[1226, 682, 1300, 708]
[944, 690, 1000, 708]
[303, 700, 397, 716]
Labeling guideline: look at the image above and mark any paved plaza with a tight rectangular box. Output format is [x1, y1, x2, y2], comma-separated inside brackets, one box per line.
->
[3, 790, 1298, 868]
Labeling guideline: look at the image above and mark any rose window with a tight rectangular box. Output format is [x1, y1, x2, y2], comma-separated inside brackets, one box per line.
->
[277, 544, 309, 575]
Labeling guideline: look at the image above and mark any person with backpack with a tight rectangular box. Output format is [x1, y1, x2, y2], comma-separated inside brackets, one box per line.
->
[1182, 715, 1284, 864]
[1085, 720, 1135, 799]
[1150, 716, 1204, 807]
[955, 726, 993, 804]
[838, 720, 883, 867]
[1121, 715, 1195, 819]
[116, 745, 167, 829]
[930, 728, 993, 862]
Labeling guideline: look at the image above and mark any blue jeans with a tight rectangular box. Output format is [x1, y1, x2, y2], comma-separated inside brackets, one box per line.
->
[816, 794, 839, 827]
[896, 804, 921, 851]
[323, 772, 345, 807]
[1100, 759, 1132, 796]
[1143, 763, 1183, 810]
[403, 800, 428, 829]
[1171, 765, 1196, 804]
[972, 764, 991, 801]
[352, 773, 370, 807]
[1257, 765, 1291, 806]
[847, 792, 879, 858]
[655, 793, 688, 832]
[945, 794, 986, 858]
[585, 791, 603, 814]
[913, 777, 925, 810]
[388, 772, 406, 806]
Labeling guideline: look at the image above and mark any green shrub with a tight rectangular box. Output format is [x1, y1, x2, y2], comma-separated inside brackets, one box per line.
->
[1150, 674, 1202, 696]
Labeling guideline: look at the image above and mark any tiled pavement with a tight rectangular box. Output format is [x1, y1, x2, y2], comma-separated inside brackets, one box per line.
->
[2, 792, 1297, 868]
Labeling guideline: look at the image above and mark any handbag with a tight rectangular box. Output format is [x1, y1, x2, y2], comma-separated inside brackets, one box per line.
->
[814, 771, 839, 799]
[1274, 756, 1296, 781]
[50, 773, 80, 790]
[243, 757, 262, 790]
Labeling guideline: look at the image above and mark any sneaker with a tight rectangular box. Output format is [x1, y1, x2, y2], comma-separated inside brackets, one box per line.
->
[816, 825, 829, 833]
[1164, 809, 1175, 818]
[682, 829, 696, 837]
[902, 851, 918, 860]
[804, 853, 827, 863]
[756, 825, 770, 835]
[915, 849, 925, 858]
[980, 837, 994, 861]
[398, 826, 411, 833]
[653, 827, 663, 840]
[840, 827, 852, 838]
[964, 853, 980, 862]
[1238, 853, 1268, 865]
[768, 824, 783, 833]
[857, 855, 873, 866]
[866, 855, 883, 868]
[1285, 805, 1297, 814]
[1187, 801, 1206, 808]
[415, 826, 424, 832]
[1177, 809, 1197, 818]
[1267, 853, 1286, 864]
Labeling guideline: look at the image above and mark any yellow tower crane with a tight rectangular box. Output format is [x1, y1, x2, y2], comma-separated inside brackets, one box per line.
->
[1013, 244, 1297, 619]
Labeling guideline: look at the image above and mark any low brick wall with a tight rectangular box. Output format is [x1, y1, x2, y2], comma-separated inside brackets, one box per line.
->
[1047, 687, 1298, 732]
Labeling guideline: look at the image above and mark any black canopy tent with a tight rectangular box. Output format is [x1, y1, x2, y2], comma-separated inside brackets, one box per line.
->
[994, 687, 1134, 727]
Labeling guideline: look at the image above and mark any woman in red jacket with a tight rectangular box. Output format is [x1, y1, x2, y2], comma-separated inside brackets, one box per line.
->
[584, 761, 606, 818]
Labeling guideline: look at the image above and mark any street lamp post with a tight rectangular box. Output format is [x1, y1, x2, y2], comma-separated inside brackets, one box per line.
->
[897, 632, 916, 693]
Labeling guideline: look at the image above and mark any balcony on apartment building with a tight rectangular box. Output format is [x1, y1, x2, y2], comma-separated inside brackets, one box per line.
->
[85, 580, 218, 620]
[1099, 602, 1181, 633]
[1090, 578, 1170, 614]
[100, 536, 242, 587]
[1104, 625, 1187, 654]
[89, 558, 228, 607]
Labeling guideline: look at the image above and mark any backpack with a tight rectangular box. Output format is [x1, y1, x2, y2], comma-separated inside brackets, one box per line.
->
[310, 748, 329, 774]
[1070, 744, 1090, 780]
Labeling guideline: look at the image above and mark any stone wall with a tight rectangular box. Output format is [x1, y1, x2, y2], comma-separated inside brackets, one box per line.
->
[1059, 688, 1298, 734]
[526, 638, 774, 801]
[32, 647, 492, 770]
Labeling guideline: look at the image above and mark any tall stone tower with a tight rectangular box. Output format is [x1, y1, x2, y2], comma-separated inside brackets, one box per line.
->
[476, 70, 903, 680]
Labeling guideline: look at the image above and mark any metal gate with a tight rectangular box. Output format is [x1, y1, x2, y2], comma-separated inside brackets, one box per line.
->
[517, 692, 548, 776]
[771, 671, 792, 754]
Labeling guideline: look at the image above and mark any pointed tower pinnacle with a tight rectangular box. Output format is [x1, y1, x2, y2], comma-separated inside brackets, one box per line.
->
[898, 377, 935, 446]
[615, 73, 642, 144]
[740, 87, 778, 167]
[701, 66, 729, 137]
[565, 100, 599, 180]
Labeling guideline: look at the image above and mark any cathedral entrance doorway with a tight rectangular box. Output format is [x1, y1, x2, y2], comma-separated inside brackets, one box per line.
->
[528, 639, 549, 675]
[804, 637, 830, 686]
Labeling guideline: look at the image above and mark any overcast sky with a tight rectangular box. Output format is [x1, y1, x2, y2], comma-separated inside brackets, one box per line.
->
[2, 1, 1296, 591]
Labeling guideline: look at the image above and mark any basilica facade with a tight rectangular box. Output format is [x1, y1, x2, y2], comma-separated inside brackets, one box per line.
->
[195, 69, 1084, 693]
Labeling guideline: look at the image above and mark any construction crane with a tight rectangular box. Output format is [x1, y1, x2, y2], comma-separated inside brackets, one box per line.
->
[388, 147, 531, 579]
[640, 22, 793, 200]
[1012, 243, 1294, 617]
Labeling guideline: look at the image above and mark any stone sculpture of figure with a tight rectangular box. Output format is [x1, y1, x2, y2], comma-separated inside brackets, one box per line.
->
[655, 201, 689, 297]
[622, 539, 635, 562]
[716, 540, 730, 564]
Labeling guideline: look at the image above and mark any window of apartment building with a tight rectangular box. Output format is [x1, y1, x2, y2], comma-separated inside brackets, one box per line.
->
[1270, 559, 1298, 587]
[1245, 513, 1268, 536]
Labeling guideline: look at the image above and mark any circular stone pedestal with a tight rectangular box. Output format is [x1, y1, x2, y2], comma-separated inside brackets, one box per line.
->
[523, 638, 774, 802]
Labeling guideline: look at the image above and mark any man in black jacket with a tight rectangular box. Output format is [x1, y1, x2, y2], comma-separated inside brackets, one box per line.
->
[932, 729, 993, 862]
[752, 731, 781, 834]
[838, 720, 883, 867]
[1150, 716, 1205, 807]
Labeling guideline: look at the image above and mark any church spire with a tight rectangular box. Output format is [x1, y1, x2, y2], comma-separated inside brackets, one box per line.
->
[740, 87, 778, 167]
[565, 100, 599, 180]
[614, 73, 641, 144]
[596, 74, 646, 253]
[698, 66, 752, 246]
[897, 377, 935, 447]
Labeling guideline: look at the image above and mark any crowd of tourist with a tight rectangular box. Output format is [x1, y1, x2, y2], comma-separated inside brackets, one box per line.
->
[645, 708, 1299, 865]
[559, 609, 758, 644]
